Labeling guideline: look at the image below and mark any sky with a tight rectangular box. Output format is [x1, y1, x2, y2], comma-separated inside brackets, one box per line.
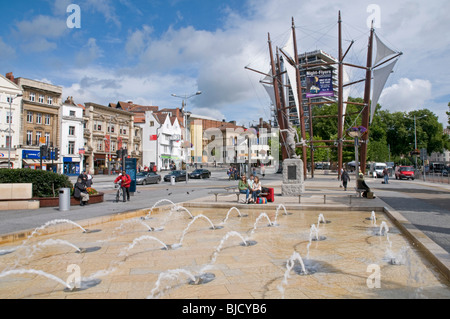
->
[1, 0, 449, 128]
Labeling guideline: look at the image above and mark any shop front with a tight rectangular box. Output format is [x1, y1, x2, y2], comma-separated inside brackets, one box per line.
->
[93, 154, 107, 175]
[0, 150, 17, 168]
[63, 157, 81, 176]
[22, 150, 62, 172]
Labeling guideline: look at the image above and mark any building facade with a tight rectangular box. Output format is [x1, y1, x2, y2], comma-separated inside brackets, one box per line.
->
[61, 97, 85, 175]
[12, 74, 63, 171]
[285, 50, 338, 129]
[82, 102, 136, 175]
[0, 74, 23, 168]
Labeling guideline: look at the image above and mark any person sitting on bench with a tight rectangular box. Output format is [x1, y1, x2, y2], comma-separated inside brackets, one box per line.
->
[356, 173, 371, 198]
[250, 176, 262, 204]
[238, 175, 250, 203]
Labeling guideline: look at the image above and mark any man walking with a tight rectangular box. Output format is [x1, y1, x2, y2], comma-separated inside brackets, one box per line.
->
[341, 169, 350, 191]
[114, 170, 131, 202]
[383, 167, 389, 184]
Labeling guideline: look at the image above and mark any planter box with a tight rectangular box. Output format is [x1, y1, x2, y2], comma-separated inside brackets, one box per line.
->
[35, 193, 104, 208]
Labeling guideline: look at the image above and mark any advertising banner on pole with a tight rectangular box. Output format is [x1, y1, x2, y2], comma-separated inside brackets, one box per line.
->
[305, 69, 334, 98]
[125, 158, 137, 193]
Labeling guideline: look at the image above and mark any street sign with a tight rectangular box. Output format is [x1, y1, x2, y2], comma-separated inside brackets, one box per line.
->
[420, 148, 428, 161]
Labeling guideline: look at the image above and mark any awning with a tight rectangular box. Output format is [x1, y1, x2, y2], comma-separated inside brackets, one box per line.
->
[161, 155, 180, 160]
[23, 159, 64, 165]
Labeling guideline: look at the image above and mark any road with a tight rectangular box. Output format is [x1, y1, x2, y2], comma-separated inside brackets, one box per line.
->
[369, 177, 450, 253]
[0, 168, 279, 236]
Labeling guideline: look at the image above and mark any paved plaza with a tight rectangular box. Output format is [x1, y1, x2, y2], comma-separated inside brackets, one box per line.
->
[0, 169, 449, 300]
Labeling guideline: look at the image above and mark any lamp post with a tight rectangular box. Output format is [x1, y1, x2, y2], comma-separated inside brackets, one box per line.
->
[8, 94, 22, 169]
[171, 91, 202, 184]
[347, 126, 367, 183]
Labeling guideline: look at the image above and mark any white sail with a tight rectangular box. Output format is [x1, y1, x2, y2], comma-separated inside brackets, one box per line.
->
[342, 64, 351, 132]
[374, 33, 397, 66]
[281, 30, 301, 125]
[261, 71, 276, 106]
[370, 59, 398, 124]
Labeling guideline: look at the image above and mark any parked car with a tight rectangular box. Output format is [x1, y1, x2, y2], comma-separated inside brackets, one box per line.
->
[189, 169, 211, 179]
[163, 170, 187, 182]
[369, 162, 387, 178]
[136, 171, 161, 185]
[395, 166, 415, 180]
[442, 168, 449, 177]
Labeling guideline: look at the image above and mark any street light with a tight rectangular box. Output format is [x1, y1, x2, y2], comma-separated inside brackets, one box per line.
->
[347, 126, 367, 182]
[171, 91, 202, 183]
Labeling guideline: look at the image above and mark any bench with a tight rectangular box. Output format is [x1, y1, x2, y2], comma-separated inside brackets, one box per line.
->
[209, 186, 267, 203]
[298, 192, 356, 204]
[355, 188, 367, 197]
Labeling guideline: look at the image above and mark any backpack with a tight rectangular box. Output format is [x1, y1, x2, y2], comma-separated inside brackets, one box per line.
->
[257, 197, 267, 204]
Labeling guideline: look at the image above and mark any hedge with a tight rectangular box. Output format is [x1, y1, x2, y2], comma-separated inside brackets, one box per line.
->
[0, 168, 73, 198]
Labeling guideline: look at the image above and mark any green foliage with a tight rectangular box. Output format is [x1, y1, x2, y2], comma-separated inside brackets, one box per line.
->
[305, 97, 448, 164]
[0, 169, 73, 198]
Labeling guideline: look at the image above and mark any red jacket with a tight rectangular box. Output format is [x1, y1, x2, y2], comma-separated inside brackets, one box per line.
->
[115, 174, 131, 188]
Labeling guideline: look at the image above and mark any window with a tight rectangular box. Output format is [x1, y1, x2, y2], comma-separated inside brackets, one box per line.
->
[45, 133, 50, 145]
[36, 113, 42, 124]
[94, 121, 102, 131]
[45, 114, 51, 125]
[47, 96, 53, 105]
[108, 124, 115, 133]
[29, 93, 35, 102]
[6, 135, 11, 148]
[27, 131, 33, 145]
[69, 126, 75, 136]
[69, 111, 76, 117]
[38, 95, 44, 103]
[36, 131, 42, 145]
[150, 121, 154, 127]
[68, 141, 75, 155]
[97, 140, 103, 151]
[27, 111, 33, 123]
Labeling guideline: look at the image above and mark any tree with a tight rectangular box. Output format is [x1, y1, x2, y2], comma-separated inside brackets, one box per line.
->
[447, 102, 450, 129]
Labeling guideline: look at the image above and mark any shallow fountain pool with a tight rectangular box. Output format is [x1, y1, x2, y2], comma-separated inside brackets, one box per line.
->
[0, 205, 449, 299]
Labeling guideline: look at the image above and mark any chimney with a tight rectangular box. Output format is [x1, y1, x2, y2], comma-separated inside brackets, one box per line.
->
[5, 72, 14, 83]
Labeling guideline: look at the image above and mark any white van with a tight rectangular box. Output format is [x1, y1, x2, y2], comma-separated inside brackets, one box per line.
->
[369, 162, 387, 178]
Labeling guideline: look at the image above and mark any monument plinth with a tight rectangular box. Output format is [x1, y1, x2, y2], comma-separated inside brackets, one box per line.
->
[282, 159, 305, 196]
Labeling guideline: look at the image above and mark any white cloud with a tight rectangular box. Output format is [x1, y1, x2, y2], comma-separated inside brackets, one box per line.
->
[47, 0, 450, 125]
[60, 66, 198, 110]
[14, 15, 67, 52]
[83, 0, 121, 28]
[379, 78, 432, 112]
[0, 37, 15, 59]
[76, 38, 103, 67]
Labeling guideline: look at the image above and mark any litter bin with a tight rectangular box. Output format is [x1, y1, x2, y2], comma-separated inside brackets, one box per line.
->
[170, 175, 176, 185]
[59, 188, 71, 211]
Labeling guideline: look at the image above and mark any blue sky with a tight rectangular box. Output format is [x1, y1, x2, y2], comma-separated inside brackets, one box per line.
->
[1, 0, 449, 127]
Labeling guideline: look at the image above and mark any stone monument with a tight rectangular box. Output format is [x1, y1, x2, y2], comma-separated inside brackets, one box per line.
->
[282, 159, 305, 196]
